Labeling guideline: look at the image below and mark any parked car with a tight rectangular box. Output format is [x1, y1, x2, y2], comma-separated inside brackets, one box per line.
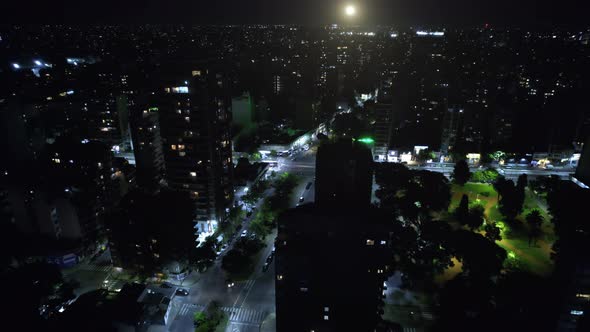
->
[262, 262, 270, 272]
[299, 196, 305, 203]
[305, 182, 312, 190]
[241, 230, 248, 237]
[226, 279, 235, 288]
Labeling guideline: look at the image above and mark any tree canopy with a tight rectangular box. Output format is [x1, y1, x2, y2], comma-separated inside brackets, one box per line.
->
[452, 160, 471, 185]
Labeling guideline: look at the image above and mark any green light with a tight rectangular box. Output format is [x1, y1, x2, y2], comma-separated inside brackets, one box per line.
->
[508, 251, 516, 259]
[148, 107, 159, 112]
[357, 137, 375, 144]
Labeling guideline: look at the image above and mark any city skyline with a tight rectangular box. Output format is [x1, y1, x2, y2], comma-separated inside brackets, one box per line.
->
[2, 21, 590, 332]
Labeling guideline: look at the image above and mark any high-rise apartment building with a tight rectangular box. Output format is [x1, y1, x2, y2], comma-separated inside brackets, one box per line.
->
[373, 103, 394, 162]
[155, 67, 233, 244]
[129, 105, 166, 193]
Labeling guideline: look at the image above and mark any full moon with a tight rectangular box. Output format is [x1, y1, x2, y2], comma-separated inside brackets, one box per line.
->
[345, 5, 356, 16]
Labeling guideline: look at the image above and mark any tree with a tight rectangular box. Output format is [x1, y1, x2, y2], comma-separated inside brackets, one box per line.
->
[496, 180, 523, 221]
[194, 301, 225, 332]
[454, 194, 469, 224]
[452, 160, 471, 185]
[525, 209, 544, 246]
[471, 168, 500, 184]
[517, 174, 528, 190]
[452, 230, 507, 279]
[191, 237, 217, 272]
[466, 204, 485, 230]
[416, 149, 436, 163]
[493, 177, 511, 201]
[221, 249, 250, 275]
[488, 151, 506, 163]
[484, 223, 502, 242]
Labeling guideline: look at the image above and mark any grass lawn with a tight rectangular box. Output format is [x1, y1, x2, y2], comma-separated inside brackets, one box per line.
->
[446, 182, 555, 277]
[449, 183, 499, 217]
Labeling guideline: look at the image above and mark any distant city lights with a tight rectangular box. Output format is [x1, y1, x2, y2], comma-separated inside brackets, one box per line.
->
[34, 60, 42, 66]
[416, 31, 445, 37]
[12, 63, 20, 69]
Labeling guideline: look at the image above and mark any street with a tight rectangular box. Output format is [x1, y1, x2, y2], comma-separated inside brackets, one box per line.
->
[166, 144, 318, 332]
[410, 163, 574, 181]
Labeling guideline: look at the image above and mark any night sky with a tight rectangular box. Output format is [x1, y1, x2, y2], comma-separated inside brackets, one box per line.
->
[2, 0, 587, 26]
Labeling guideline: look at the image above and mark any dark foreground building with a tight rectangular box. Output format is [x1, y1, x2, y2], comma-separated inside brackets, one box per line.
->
[275, 205, 394, 332]
[315, 139, 373, 209]
[276, 140, 394, 331]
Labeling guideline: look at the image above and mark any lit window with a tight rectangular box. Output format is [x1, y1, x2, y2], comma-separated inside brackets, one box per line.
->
[324, 307, 329, 312]
[190, 172, 197, 177]
[179, 151, 186, 157]
[178, 144, 185, 150]
[571, 310, 584, 316]
[192, 70, 201, 76]
[185, 116, 190, 122]
[171, 145, 177, 150]
[380, 240, 387, 245]
[366, 239, 375, 246]
[323, 315, 329, 321]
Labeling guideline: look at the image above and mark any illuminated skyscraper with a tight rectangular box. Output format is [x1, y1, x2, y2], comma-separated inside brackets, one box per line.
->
[155, 67, 233, 244]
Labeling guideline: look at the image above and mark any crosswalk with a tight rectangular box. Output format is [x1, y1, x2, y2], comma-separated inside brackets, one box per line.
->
[403, 328, 418, 332]
[177, 303, 204, 317]
[176, 303, 267, 325]
[222, 306, 267, 325]
[242, 279, 255, 290]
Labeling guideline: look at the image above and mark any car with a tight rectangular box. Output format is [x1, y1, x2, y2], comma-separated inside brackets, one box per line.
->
[249, 233, 257, 240]
[271, 246, 276, 254]
[305, 182, 312, 190]
[226, 279, 235, 288]
[160, 282, 173, 288]
[175, 288, 189, 296]
[266, 254, 274, 264]
[241, 230, 248, 237]
[262, 262, 270, 272]
[221, 244, 228, 251]
[299, 196, 305, 203]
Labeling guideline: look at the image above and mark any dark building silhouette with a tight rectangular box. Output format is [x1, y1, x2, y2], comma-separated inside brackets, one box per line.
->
[276, 140, 392, 331]
[315, 139, 373, 208]
[275, 205, 393, 332]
